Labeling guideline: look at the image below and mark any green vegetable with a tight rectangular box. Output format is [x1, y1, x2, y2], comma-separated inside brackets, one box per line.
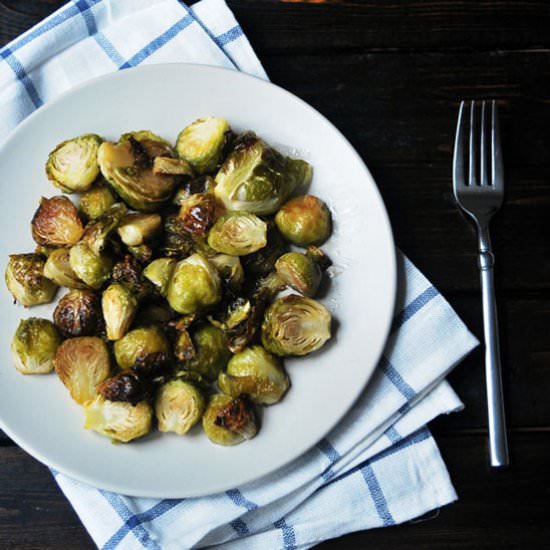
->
[185, 325, 231, 381]
[113, 325, 170, 370]
[44, 248, 88, 289]
[54, 289, 102, 337]
[5, 254, 58, 306]
[207, 212, 267, 256]
[102, 283, 138, 340]
[275, 252, 321, 297]
[143, 258, 177, 297]
[79, 184, 117, 219]
[31, 196, 84, 247]
[69, 241, 113, 290]
[117, 213, 162, 246]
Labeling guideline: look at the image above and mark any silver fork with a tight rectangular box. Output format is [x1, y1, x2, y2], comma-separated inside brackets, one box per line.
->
[453, 100, 509, 468]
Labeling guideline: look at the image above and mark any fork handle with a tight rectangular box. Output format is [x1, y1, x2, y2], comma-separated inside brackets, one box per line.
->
[478, 228, 509, 468]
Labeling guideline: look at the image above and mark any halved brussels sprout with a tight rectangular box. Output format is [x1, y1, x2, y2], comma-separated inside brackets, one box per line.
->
[120, 130, 175, 159]
[98, 139, 176, 212]
[218, 346, 289, 405]
[153, 156, 194, 176]
[54, 289, 102, 337]
[11, 318, 61, 374]
[54, 336, 111, 404]
[117, 213, 162, 246]
[79, 184, 116, 220]
[275, 252, 321, 297]
[185, 325, 231, 381]
[214, 133, 312, 215]
[177, 193, 216, 237]
[44, 248, 88, 289]
[242, 223, 287, 275]
[155, 380, 206, 435]
[31, 196, 84, 247]
[176, 117, 229, 174]
[102, 283, 138, 340]
[111, 255, 152, 301]
[202, 394, 258, 446]
[84, 396, 152, 443]
[5, 254, 58, 306]
[81, 203, 127, 255]
[209, 254, 244, 292]
[98, 371, 156, 405]
[143, 258, 176, 297]
[69, 241, 113, 290]
[275, 195, 331, 247]
[166, 253, 221, 314]
[113, 325, 170, 370]
[261, 294, 331, 356]
[46, 134, 102, 193]
[207, 212, 267, 256]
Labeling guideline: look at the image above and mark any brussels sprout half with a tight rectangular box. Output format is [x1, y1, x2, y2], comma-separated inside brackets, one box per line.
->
[11, 318, 61, 375]
[31, 196, 84, 247]
[79, 184, 117, 220]
[54, 289, 102, 337]
[143, 258, 176, 297]
[102, 283, 138, 340]
[120, 130, 175, 159]
[207, 212, 267, 256]
[275, 252, 322, 297]
[184, 325, 231, 381]
[44, 248, 88, 289]
[117, 213, 162, 247]
[69, 241, 113, 290]
[114, 325, 170, 370]
[209, 254, 245, 292]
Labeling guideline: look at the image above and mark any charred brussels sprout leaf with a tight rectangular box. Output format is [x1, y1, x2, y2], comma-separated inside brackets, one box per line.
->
[214, 132, 312, 215]
[54, 289, 102, 337]
[275, 252, 321, 297]
[261, 294, 331, 356]
[81, 203, 127, 255]
[84, 396, 152, 443]
[102, 283, 138, 340]
[54, 336, 111, 404]
[31, 196, 84, 247]
[155, 380, 206, 435]
[120, 130, 175, 159]
[162, 214, 195, 259]
[306, 245, 332, 271]
[275, 195, 332, 247]
[184, 325, 231, 381]
[5, 254, 58, 306]
[44, 248, 88, 289]
[98, 371, 157, 405]
[11, 318, 61, 375]
[176, 117, 229, 174]
[143, 258, 176, 297]
[166, 253, 221, 314]
[113, 325, 170, 370]
[127, 244, 153, 264]
[202, 394, 258, 446]
[209, 254, 245, 292]
[46, 134, 102, 193]
[153, 156, 194, 176]
[218, 345, 289, 405]
[117, 213, 162, 246]
[69, 241, 113, 290]
[79, 184, 117, 220]
[97, 139, 176, 212]
[207, 212, 267, 256]
[111, 255, 152, 301]
[177, 193, 216, 237]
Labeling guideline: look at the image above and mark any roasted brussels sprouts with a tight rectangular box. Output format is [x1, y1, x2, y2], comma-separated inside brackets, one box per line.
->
[84, 396, 152, 443]
[120, 130, 175, 159]
[214, 132, 312, 215]
[11, 318, 61, 375]
[171, 176, 215, 206]
[218, 345, 289, 405]
[43, 248, 87, 289]
[155, 380, 206, 435]
[275, 252, 321, 297]
[117, 213, 162, 246]
[69, 241, 113, 290]
[161, 214, 195, 259]
[176, 117, 229, 174]
[208, 212, 267, 256]
[98, 371, 156, 405]
[166, 253, 221, 314]
[135, 303, 176, 326]
[261, 294, 331, 356]
[177, 193, 216, 237]
[79, 184, 117, 220]
[54, 336, 111, 404]
[242, 223, 287, 275]
[114, 325, 170, 370]
[275, 195, 331, 247]
[97, 139, 176, 212]
[81, 203, 127, 255]
[306, 245, 332, 271]
[143, 258, 176, 297]
[5, 254, 58, 306]
[102, 283, 138, 340]
[31, 196, 84, 247]
[111, 255, 152, 301]
[209, 254, 244, 292]
[46, 134, 102, 193]
[153, 156, 194, 176]
[53, 289, 102, 337]
[202, 394, 258, 446]
[184, 325, 231, 381]
[127, 244, 154, 263]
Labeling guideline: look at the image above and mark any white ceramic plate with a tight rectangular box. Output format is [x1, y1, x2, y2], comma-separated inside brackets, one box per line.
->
[0, 64, 395, 498]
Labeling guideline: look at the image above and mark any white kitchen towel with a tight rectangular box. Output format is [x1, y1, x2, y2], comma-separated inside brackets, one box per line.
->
[0, 1, 479, 549]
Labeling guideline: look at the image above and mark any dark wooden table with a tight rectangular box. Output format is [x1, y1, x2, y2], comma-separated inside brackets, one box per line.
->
[1, 1, 549, 548]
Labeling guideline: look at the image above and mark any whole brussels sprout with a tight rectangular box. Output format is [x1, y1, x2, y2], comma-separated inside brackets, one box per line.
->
[209, 254, 245, 292]
[79, 184, 116, 220]
[166, 253, 221, 314]
[218, 345, 289, 405]
[143, 258, 176, 297]
[81, 202, 127, 255]
[31, 196, 84, 247]
[11, 318, 61, 375]
[97, 139, 176, 212]
[275, 195, 331, 247]
[155, 380, 206, 435]
[44, 248, 88, 289]
[5, 253, 58, 306]
[102, 283, 138, 340]
[153, 156, 194, 177]
[177, 193, 216, 237]
[207, 212, 267, 256]
[176, 117, 229, 174]
[275, 252, 321, 297]
[111, 255, 153, 301]
[54, 289, 102, 337]
[120, 130, 175, 159]
[202, 394, 258, 446]
[69, 241, 113, 290]
[84, 396, 152, 443]
[214, 132, 312, 215]
[261, 294, 331, 356]
[242, 223, 287, 275]
[185, 325, 231, 381]
[46, 134, 102, 193]
[117, 213, 162, 246]
[114, 325, 170, 370]
[54, 336, 111, 404]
